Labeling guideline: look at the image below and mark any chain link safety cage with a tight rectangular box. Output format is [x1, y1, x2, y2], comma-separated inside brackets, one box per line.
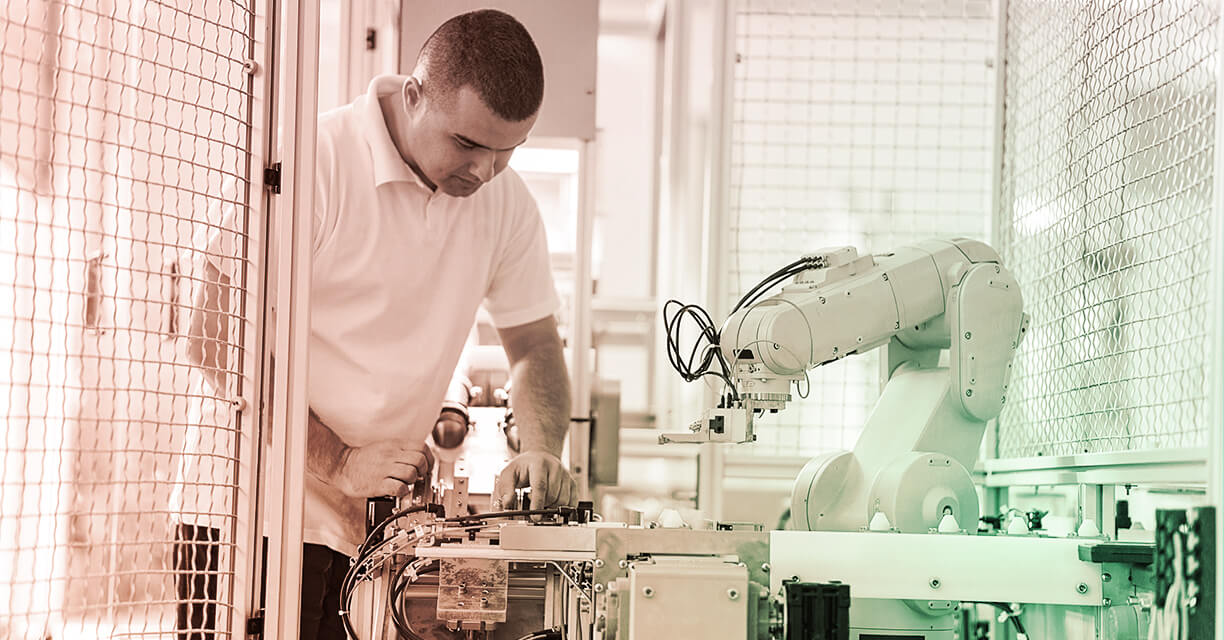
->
[729, 0, 996, 457]
[996, 1, 1218, 458]
[1, 2, 260, 638]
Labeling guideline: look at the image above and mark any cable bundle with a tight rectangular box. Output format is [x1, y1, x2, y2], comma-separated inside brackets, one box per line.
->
[663, 255, 823, 402]
[662, 300, 737, 399]
[340, 506, 573, 639]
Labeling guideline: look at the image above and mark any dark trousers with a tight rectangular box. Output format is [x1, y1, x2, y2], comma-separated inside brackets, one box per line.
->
[174, 525, 350, 640]
[299, 544, 352, 640]
[174, 524, 221, 640]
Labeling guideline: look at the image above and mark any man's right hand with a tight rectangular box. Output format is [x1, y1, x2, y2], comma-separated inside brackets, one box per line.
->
[332, 439, 435, 498]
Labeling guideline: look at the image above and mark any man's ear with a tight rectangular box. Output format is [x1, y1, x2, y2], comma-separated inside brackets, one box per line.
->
[403, 76, 425, 113]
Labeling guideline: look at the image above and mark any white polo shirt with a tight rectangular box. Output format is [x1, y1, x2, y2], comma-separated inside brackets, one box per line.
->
[305, 75, 559, 555]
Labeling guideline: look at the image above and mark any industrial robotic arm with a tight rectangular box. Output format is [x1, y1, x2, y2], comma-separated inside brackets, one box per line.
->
[662, 238, 1029, 533]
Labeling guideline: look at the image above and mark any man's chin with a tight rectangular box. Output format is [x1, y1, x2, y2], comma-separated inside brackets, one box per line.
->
[443, 180, 481, 197]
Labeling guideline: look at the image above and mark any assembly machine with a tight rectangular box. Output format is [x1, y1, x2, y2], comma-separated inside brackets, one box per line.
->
[345, 239, 1165, 639]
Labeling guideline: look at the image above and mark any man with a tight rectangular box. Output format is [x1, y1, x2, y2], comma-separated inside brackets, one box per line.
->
[188, 9, 577, 639]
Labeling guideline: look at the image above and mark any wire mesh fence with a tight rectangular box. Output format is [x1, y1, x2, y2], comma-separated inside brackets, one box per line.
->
[996, 0, 1218, 459]
[727, 0, 996, 457]
[0, 1, 261, 638]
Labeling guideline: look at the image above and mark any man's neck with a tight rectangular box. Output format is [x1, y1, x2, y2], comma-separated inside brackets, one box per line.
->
[377, 93, 437, 191]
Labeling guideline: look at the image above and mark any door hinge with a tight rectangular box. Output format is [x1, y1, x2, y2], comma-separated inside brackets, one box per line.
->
[246, 610, 264, 637]
[263, 163, 281, 194]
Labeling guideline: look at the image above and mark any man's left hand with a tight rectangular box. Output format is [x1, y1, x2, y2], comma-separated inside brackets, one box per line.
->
[493, 451, 577, 510]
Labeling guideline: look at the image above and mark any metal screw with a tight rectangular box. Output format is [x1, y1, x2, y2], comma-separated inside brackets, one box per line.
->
[1077, 582, 1089, 595]
[594, 583, 605, 593]
[457, 602, 465, 608]
[1102, 573, 1112, 583]
[594, 559, 605, 568]
[618, 559, 628, 569]
[819, 296, 826, 304]
[929, 578, 942, 589]
[964, 331, 972, 340]
[761, 563, 771, 573]
[642, 587, 654, 598]
[243, 59, 260, 75]
[1103, 597, 1112, 606]
[965, 389, 973, 397]
[727, 588, 740, 600]
[481, 597, 489, 608]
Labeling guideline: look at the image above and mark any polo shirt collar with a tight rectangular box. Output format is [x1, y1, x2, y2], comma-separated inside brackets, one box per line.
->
[359, 75, 434, 191]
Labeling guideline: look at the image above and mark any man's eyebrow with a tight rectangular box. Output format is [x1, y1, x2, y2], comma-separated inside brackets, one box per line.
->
[455, 134, 526, 152]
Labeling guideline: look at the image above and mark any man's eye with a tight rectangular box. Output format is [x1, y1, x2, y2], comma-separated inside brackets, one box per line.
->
[456, 139, 475, 149]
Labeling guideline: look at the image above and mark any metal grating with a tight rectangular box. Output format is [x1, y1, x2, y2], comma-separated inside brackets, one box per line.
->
[996, 0, 1218, 458]
[728, 0, 996, 457]
[0, 2, 260, 638]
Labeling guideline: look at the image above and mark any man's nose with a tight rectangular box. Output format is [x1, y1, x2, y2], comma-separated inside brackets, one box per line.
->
[471, 151, 496, 183]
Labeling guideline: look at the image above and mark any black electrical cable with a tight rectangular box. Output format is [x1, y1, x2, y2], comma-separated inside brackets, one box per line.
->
[444, 508, 563, 523]
[661, 255, 822, 405]
[969, 601, 1030, 638]
[339, 536, 401, 639]
[730, 257, 815, 314]
[513, 630, 562, 640]
[388, 560, 438, 640]
[340, 504, 432, 639]
[662, 300, 738, 401]
[359, 504, 430, 558]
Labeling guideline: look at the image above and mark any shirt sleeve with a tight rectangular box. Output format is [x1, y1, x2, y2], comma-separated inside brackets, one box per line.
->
[199, 179, 244, 281]
[483, 184, 561, 329]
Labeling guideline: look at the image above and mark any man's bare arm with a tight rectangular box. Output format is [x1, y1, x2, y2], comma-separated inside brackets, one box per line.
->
[494, 315, 576, 508]
[186, 261, 230, 393]
[308, 408, 435, 498]
[499, 315, 570, 455]
[307, 408, 349, 483]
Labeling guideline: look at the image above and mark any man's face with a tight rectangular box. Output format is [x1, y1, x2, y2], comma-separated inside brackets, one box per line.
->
[406, 84, 536, 197]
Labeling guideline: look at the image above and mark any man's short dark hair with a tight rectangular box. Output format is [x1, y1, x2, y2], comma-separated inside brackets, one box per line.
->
[418, 9, 544, 122]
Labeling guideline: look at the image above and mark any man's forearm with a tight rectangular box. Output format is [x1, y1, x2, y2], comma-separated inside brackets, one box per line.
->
[307, 409, 350, 483]
[508, 342, 571, 456]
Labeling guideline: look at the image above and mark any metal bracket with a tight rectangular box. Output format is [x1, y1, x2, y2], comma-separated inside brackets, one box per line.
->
[263, 163, 282, 193]
[245, 611, 264, 637]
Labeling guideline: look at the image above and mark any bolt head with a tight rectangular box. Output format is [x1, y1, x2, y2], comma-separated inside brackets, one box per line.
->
[642, 586, 654, 598]
[929, 578, 941, 589]
[727, 588, 740, 600]
[1077, 582, 1089, 594]
[618, 559, 628, 569]
[761, 563, 771, 573]
[595, 559, 605, 568]
[594, 583, 605, 593]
